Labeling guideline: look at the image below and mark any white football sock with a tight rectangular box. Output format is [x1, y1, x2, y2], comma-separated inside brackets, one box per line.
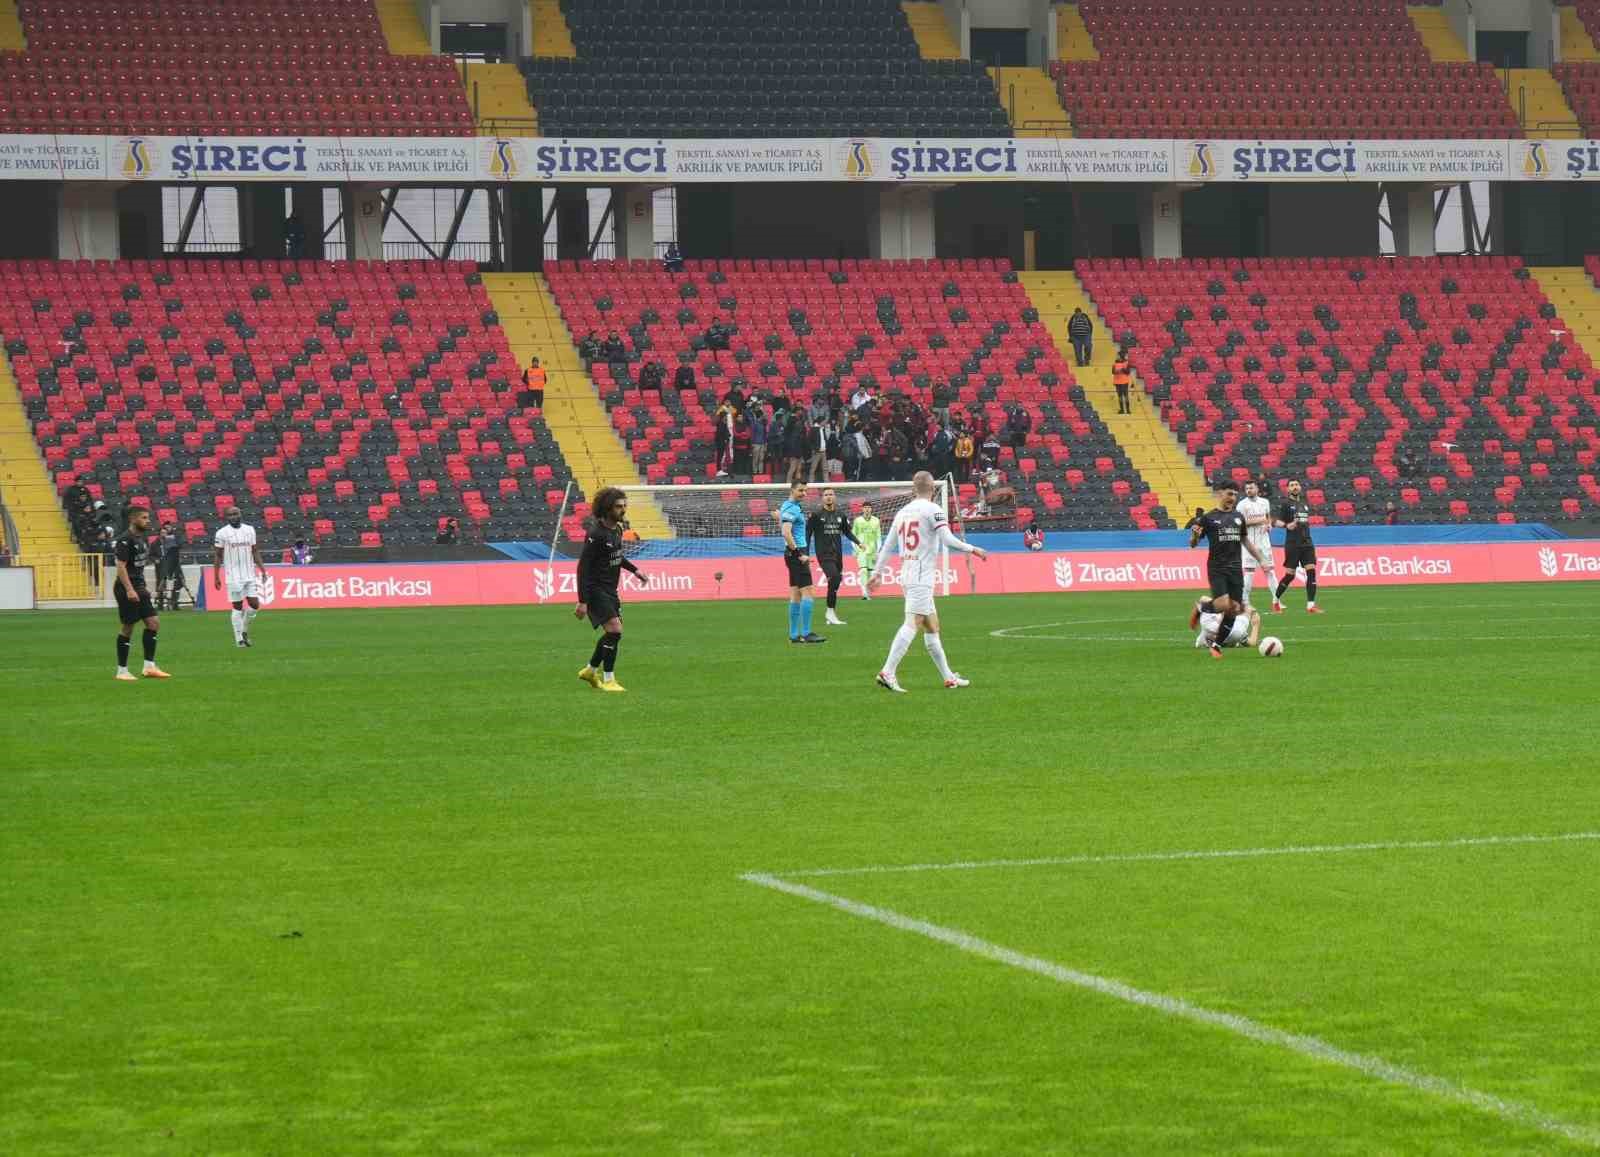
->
[882, 624, 916, 678]
[231, 609, 243, 641]
[1242, 569, 1254, 604]
[924, 633, 955, 681]
[243, 605, 257, 628]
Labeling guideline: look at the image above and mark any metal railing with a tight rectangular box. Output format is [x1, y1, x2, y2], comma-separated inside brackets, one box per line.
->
[14, 552, 102, 601]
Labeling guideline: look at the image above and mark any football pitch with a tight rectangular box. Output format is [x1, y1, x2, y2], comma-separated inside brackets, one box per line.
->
[3, 583, 1598, 1154]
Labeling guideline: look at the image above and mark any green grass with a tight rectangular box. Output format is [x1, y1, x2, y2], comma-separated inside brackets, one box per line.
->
[2, 583, 1598, 1154]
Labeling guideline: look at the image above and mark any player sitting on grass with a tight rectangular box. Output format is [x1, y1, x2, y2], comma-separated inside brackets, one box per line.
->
[576, 488, 646, 692]
[868, 471, 986, 692]
[1192, 600, 1262, 650]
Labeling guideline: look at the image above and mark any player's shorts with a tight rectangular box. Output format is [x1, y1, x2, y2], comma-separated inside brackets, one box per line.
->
[1283, 540, 1317, 571]
[903, 583, 936, 617]
[226, 579, 261, 603]
[1207, 566, 1244, 603]
[784, 550, 813, 589]
[586, 592, 621, 628]
[1243, 538, 1272, 571]
[115, 584, 156, 625]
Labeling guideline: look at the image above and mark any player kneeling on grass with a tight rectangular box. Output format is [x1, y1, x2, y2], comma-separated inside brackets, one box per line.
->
[113, 505, 171, 680]
[214, 505, 266, 648]
[868, 471, 986, 692]
[1192, 600, 1262, 650]
[576, 487, 646, 692]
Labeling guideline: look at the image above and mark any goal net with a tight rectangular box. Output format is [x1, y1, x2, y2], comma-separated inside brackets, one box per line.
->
[618, 479, 955, 593]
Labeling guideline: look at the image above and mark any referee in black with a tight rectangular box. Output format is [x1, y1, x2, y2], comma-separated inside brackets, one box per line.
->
[575, 487, 646, 692]
[806, 487, 859, 627]
[1273, 478, 1323, 613]
[1188, 481, 1270, 658]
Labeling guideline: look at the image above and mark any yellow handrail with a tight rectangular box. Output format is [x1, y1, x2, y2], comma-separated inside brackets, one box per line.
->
[13, 552, 101, 601]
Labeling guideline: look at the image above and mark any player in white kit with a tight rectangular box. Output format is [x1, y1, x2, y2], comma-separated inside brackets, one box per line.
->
[213, 505, 266, 647]
[1236, 479, 1280, 611]
[866, 471, 987, 692]
[1191, 601, 1262, 649]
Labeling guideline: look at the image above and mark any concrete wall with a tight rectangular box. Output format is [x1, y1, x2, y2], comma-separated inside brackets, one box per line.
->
[1472, 0, 1557, 65]
[1444, 0, 1475, 58]
[436, 0, 523, 56]
[960, 0, 1051, 64]
[1266, 185, 1381, 258]
[940, 0, 971, 58]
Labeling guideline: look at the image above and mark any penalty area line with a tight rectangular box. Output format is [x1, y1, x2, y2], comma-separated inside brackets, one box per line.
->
[775, 830, 1600, 879]
[742, 872, 1600, 1149]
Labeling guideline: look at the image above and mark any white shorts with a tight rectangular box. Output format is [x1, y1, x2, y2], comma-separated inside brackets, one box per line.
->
[227, 580, 261, 603]
[1244, 540, 1272, 571]
[903, 583, 936, 617]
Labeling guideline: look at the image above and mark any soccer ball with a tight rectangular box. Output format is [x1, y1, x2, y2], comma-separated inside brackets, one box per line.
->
[1258, 636, 1284, 658]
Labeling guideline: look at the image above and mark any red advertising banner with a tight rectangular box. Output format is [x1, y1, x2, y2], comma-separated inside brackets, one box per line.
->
[210, 541, 1600, 611]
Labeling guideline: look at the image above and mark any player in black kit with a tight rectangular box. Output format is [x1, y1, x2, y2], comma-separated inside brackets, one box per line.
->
[806, 487, 860, 627]
[112, 505, 171, 680]
[1187, 481, 1271, 659]
[1273, 478, 1323, 613]
[575, 487, 647, 692]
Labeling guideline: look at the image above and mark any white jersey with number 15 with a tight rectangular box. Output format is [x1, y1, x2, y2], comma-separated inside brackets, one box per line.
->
[881, 497, 974, 586]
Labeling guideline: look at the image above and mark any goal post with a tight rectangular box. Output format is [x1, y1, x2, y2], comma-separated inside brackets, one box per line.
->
[617, 479, 953, 595]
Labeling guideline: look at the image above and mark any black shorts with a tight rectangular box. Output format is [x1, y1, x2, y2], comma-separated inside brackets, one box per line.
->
[116, 584, 156, 625]
[818, 556, 843, 584]
[1208, 567, 1244, 603]
[1283, 540, 1318, 571]
[785, 550, 813, 589]
[586, 593, 621, 628]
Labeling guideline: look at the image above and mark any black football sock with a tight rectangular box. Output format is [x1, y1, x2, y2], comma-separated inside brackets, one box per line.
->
[600, 631, 621, 673]
[142, 629, 158, 662]
[589, 638, 606, 668]
[1306, 571, 1318, 602]
[1275, 575, 1294, 600]
[1214, 613, 1235, 646]
[1200, 599, 1216, 613]
[116, 636, 131, 668]
[827, 576, 840, 610]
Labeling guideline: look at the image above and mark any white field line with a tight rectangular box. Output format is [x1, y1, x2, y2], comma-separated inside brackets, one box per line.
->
[743, 872, 1600, 1149]
[775, 831, 1600, 879]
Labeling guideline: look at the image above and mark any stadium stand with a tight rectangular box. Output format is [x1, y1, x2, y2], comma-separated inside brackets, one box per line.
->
[1077, 257, 1600, 524]
[543, 259, 1172, 531]
[1050, 0, 1520, 138]
[3, 259, 574, 548]
[522, 0, 1008, 138]
[0, 0, 473, 135]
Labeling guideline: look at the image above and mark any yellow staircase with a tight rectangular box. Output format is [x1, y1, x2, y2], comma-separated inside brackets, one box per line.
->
[902, 2, 961, 59]
[987, 66, 1073, 137]
[1529, 268, 1600, 369]
[481, 274, 670, 538]
[1562, 7, 1600, 61]
[1055, 4, 1099, 61]
[530, 0, 577, 58]
[0, 357, 98, 599]
[461, 61, 539, 136]
[1499, 68, 1583, 137]
[1408, 6, 1469, 61]
[1021, 271, 1214, 521]
[375, 0, 432, 54]
[0, 0, 26, 51]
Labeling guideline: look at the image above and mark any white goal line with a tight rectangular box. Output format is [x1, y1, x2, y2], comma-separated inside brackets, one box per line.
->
[769, 830, 1600, 879]
[741, 871, 1600, 1149]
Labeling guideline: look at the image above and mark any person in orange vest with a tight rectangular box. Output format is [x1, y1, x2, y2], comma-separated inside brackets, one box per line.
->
[1112, 346, 1133, 414]
[522, 355, 547, 409]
